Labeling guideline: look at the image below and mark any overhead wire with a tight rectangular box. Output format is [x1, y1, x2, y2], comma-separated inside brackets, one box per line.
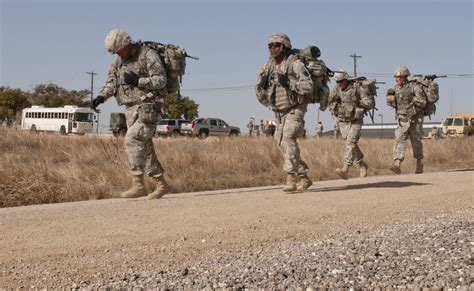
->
[180, 73, 473, 93]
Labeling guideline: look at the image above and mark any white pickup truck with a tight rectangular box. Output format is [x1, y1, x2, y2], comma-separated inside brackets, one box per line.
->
[180, 118, 240, 139]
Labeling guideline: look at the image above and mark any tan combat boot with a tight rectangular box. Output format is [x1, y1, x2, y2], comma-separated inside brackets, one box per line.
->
[358, 160, 369, 178]
[415, 159, 424, 174]
[120, 175, 146, 198]
[389, 159, 402, 174]
[335, 164, 350, 180]
[283, 173, 297, 192]
[296, 174, 313, 192]
[147, 175, 170, 199]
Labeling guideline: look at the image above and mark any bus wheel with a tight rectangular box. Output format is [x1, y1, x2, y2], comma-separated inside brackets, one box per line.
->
[60, 126, 67, 135]
[30, 125, 37, 133]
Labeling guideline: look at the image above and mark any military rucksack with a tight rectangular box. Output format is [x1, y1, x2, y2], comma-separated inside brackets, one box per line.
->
[409, 75, 440, 117]
[142, 41, 198, 95]
[351, 77, 377, 109]
[287, 45, 331, 110]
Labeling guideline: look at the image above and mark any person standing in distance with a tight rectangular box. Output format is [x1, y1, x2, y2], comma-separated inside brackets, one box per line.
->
[256, 33, 314, 192]
[386, 65, 427, 174]
[91, 29, 169, 199]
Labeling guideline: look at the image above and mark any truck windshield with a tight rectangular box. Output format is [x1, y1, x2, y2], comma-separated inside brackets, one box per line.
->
[444, 118, 453, 126]
[74, 112, 94, 122]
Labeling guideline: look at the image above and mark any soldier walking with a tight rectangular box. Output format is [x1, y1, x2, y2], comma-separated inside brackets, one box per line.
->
[315, 121, 323, 138]
[256, 33, 314, 192]
[386, 65, 427, 174]
[247, 119, 254, 136]
[328, 70, 374, 179]
[333, 122, 341, 139]
[91, 29, 169, 199]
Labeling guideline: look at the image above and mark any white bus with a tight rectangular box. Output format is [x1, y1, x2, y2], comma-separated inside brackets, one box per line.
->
[21, 105, 96, 135]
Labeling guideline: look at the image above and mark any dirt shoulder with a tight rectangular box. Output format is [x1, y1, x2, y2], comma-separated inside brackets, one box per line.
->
[0, 170, 473, 288]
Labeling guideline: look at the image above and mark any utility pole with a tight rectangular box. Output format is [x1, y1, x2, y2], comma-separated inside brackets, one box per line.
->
[86, 70, 98, 104]
[86, 70, 98, 133]
[349, 53, 362, 77]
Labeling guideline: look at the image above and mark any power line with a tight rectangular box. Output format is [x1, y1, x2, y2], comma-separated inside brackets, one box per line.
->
[178, 73, 473, 94]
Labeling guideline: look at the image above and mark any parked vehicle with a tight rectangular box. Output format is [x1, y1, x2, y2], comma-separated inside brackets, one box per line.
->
[181, 118, 240, 139]
[110, 112, 127, 137]
[21, 105, 95, 135]
[443, 113, 474, 137]
[156, 119, 190, 137]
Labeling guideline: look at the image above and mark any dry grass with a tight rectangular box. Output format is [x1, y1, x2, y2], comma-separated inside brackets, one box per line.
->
[0, 127, 472, 207]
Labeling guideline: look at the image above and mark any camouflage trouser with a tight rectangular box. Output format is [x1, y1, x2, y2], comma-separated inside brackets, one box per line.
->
[274, 107, 309, 175]
[393, 117, 424, 161]
[124, 104, 164, 177]
[339, 119, 364, 165]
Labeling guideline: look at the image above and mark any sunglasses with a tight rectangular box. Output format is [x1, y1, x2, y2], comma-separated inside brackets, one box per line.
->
[268, 43, 282, 49]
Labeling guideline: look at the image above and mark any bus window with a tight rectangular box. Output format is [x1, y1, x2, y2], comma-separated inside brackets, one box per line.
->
[74, 112, 94, 122]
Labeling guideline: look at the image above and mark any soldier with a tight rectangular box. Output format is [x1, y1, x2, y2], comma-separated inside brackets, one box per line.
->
[333, 122, 341, 139]
[247, 119, 254, 136]
[315, 121, 323, 138]
[386, 65, 427, 174]
[429, 126, 439, 140]
[256, 33, 314, 192]
[260, 119, 266, 136]
[91, 29, 169, 199]
[328, 70, 373, 179]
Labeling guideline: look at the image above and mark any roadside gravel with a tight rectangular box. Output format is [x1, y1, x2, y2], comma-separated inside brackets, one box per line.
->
[73, 209, 473, 289]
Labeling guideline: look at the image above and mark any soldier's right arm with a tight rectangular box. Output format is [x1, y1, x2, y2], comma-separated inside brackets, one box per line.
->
[412, 83, 427, 108]
[256, 65, 271, 107]
[99, 61, 119, 100]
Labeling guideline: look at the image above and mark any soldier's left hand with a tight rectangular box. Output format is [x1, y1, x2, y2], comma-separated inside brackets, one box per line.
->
[123, 71, 139, 87]
[277, 73, 290, 88]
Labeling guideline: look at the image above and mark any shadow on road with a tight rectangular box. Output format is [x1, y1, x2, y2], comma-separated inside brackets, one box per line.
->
[305, 181, 430, 193]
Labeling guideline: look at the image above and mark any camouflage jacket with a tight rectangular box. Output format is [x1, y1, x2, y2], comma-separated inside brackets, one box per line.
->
[328, 81, 374, 121]
[256, 55, 313, 112]
[99, 42, 167, 106]
[388, 81, 427, 120]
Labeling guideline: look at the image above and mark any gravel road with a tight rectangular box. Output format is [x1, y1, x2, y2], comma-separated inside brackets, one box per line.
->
[1, 169, 473, 289]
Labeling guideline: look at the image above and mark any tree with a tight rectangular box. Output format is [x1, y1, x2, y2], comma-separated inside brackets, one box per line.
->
[163, 93, 199, 120]
[30, 83, 90, 107]
[0, 87, 31, 126]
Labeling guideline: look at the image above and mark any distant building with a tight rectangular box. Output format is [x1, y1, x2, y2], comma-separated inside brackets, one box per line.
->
[324, 121, 443, 139]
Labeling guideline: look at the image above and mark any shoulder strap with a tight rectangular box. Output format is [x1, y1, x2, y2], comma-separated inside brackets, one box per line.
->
[285, 54, 299, 75]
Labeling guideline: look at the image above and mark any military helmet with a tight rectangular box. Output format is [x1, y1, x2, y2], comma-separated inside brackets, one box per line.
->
[334, 69, 349, 82]
[104, 29, 132, 54]
[394, 65, 411, 77]
[268, 33, 292, 49]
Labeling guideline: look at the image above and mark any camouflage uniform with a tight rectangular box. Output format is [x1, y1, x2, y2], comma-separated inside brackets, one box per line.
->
[329, 81, 373, 165]
[99, 42, 167, 178]
[256, 55, 313, 175]
[388, 81, 427, 161]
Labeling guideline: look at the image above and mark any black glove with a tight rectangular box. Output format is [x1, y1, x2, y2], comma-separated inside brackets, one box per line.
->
[91, 95, 105, 111]
[258, 73, 269, 89]
[277, 73, 290, 88]
[123, 71, 139, 87]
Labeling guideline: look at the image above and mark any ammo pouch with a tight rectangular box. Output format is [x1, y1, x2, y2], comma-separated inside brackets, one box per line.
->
[137, 103, 160, 124]
[341, 104, 355, 119]
[354, 108, 365, 119]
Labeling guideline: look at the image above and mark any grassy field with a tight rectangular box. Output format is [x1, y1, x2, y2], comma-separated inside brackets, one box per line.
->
[0, 127, 472, 208]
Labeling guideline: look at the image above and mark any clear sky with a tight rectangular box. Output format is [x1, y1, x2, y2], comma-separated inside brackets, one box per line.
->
[1, 0, 473, 134]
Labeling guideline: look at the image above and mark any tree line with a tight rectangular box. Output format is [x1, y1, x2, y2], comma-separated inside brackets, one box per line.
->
[0, 83, 199, 126]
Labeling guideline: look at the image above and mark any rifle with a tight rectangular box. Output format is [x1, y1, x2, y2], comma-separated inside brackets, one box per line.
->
[185, 54, 199, 60]
[413, 74, 447, 81]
